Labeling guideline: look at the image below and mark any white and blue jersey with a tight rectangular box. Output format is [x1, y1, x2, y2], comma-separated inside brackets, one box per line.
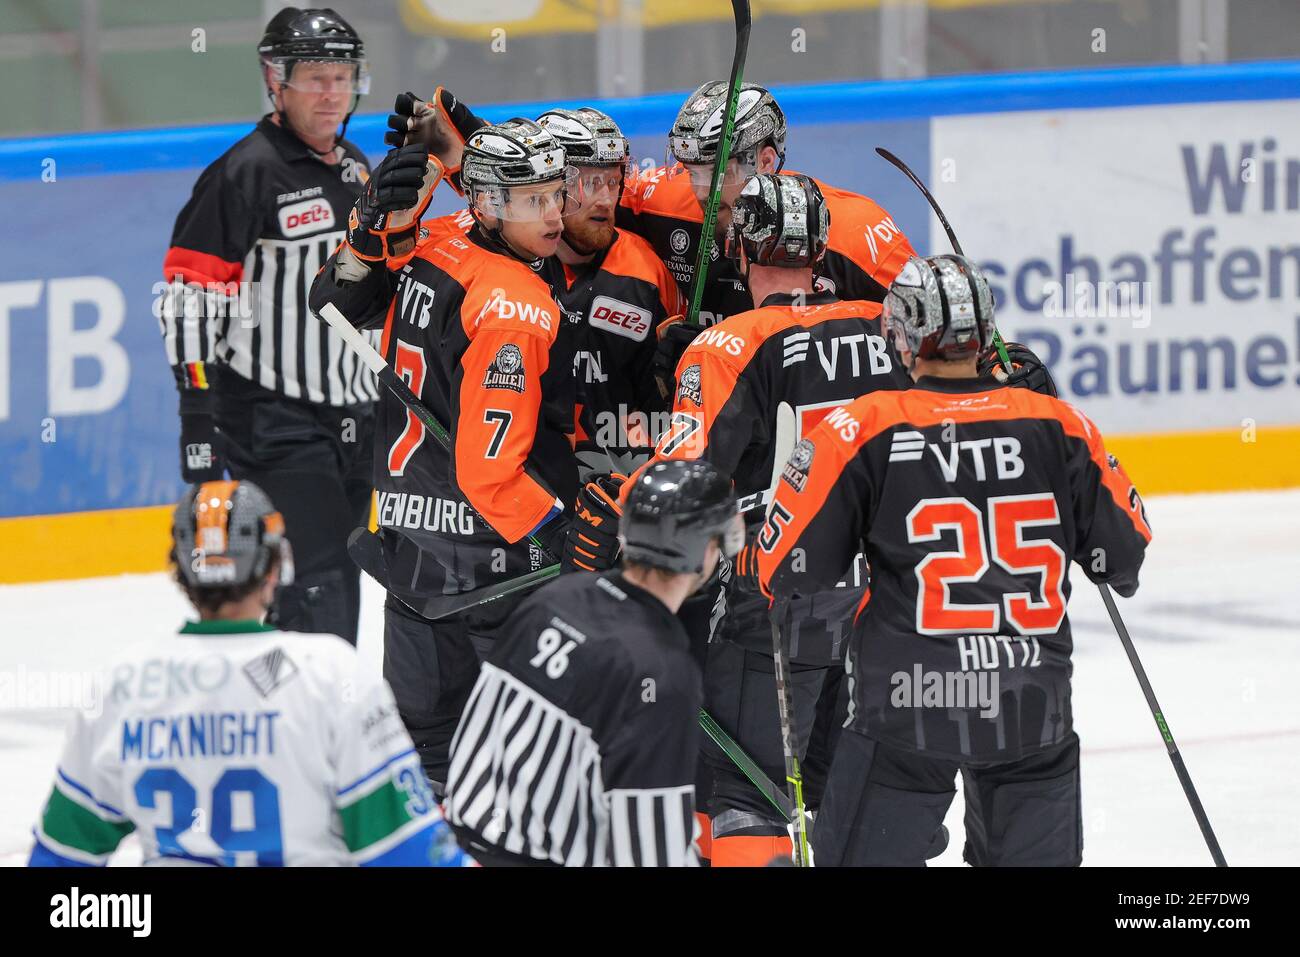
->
[29, 619, 471, 867]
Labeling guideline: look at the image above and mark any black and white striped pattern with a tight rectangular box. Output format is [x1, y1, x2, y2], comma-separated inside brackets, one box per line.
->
[445, 663, 697, 867]
[160, 230, 381, 407]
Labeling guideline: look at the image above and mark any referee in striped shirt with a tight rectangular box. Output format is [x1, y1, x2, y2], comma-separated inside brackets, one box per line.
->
[444, 460, 743, 866]
[159, 9, 375, 643]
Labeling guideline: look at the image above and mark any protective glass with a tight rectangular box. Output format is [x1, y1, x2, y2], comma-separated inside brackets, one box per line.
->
[280, 58, 371, 95]
[476, 168, 578, 222]
[564, 164, 628, 214]
[668, 149, 756, 188]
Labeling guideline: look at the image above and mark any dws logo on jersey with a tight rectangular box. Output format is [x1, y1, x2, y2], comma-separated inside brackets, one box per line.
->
[589, 296, 651, 341]
[781, 329, 892, 377]
[278, 198, 336, 238]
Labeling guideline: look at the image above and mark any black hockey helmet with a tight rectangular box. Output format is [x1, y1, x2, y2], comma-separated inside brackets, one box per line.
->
[172, 480, 294, 590]
[883, 254, 996, 369]
[620, 460, 743, 575]
[258, 8, 368, 138]
[726, 172, 830, 269]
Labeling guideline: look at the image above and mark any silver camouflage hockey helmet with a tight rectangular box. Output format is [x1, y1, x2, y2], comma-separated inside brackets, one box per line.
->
[461, 118, 575, 222]
[535, 107, 630, 168]
[727, 172, 830, 268]
[883, 254, 996, 368]
[669, 81, 787, 169]
[173, 480, 294, 589]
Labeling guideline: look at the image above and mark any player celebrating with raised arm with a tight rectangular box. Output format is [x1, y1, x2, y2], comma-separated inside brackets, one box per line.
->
[158, 8, 376, 645]
[601, 174, 911, 866]
[444, 459, 743, 867]
[29, 481, 469, 867]
[387, 92, 682, 481]
[757, 255, 1152, 866]
[309, 119, 580, 795]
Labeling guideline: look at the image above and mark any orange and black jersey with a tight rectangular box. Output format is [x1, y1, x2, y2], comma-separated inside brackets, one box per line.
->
[757, 377, 1152, 760]
[418, 209, 681, 470]
[625, 291, 911, 659]
[311, 223, 577, 596]
[555, 230, 681, 469]
[617, 164, 917, 326]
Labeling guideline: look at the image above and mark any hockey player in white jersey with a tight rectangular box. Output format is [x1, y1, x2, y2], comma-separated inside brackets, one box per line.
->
[28, 480, 469, 867]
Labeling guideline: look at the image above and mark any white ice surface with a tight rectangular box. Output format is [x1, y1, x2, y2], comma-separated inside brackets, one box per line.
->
[1, 490, 1297, 867]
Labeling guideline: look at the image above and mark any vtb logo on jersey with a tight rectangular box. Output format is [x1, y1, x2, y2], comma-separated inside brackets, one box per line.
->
[483, 344, 526, 393]
[397, 268, 436, 329]
[889, 430, 1026, 481]
[279, 198, 336, 238]
[782, 329, 891, 377]
[589, 296, 651, 341]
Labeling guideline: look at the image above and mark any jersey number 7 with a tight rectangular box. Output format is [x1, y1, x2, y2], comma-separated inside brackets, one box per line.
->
[908, 493, 1066, 637]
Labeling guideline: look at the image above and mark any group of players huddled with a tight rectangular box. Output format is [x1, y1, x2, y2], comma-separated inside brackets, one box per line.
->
[29, 8, 1151, 868]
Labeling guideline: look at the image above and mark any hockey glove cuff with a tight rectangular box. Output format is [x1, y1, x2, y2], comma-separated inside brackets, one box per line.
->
[562, 473, 626, 573]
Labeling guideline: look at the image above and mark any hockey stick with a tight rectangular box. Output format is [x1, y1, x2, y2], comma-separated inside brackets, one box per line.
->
[875, 152, 1228, 866]
[1098, 584, 1228, 866]
[684, 0, 752, 328]
[318, 303, 563, 608]
[766, 402, 812, 863]
[874, 147, 1014, 370]
[698, 709, 796, 821]
[323, 303, 792, 813]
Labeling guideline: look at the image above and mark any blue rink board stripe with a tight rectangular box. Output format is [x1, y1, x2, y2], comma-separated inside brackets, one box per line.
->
[1, 60, 1296, 182]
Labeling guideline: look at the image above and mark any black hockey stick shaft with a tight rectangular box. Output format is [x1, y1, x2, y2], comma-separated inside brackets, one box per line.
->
[684, 0, 752, 328]
[1098, 583, 1228, 867]
[771, 606, 811, 864]
[318, 303, 562, 576]
[873, 147, 1014, 370]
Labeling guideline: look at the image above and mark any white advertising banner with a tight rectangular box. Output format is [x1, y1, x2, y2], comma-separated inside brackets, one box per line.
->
[931, 99, 1300, 435]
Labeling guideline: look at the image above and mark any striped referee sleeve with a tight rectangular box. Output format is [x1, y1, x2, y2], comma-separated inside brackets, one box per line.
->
[608, 785, 698, 867]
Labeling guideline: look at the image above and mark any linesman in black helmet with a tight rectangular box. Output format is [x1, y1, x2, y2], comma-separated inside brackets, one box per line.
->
[158, 7, 375, 643]
[443, 459, 743, 867]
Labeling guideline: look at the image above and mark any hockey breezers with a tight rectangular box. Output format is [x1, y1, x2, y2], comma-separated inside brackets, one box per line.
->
[684, 0, 752, 329]
[872, 153, 1228, 867]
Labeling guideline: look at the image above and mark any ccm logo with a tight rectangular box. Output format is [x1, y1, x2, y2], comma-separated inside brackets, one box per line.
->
[588, 296, 650, 341]
[278, 198, 336, 237]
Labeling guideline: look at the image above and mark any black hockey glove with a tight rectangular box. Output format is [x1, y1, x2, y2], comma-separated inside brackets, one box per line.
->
[177, 388, 224, 483]
[385, 87, 486, 194]
[652, 315, 702, 400]
[978, 340, 1058, 397]
[531, 513, 573, 565]
[345, 143, 441, 263]
[730, 539, 766, 596]
[562, 473, 626, 573]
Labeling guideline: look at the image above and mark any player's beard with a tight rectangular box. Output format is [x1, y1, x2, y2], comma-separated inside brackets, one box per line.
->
[562, 214, 616, 256]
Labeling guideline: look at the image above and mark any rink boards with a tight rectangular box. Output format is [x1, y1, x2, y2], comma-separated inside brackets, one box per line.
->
[2, 61, 1298, 581]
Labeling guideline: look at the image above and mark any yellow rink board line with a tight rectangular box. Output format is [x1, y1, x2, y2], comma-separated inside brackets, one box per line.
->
[1, 425, 1297, 584]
